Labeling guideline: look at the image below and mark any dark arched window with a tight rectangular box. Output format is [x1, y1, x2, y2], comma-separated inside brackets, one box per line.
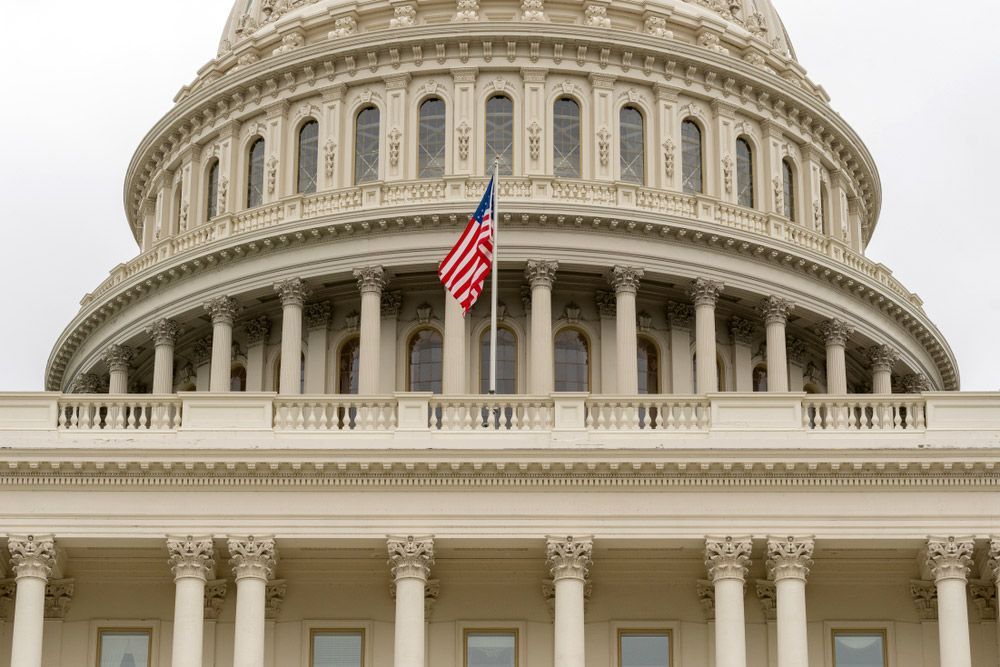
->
[354, 106, 381, 184]
[297, 120, 319, 194]
[681, 120, 703, 194]
[247, 137, 265, 208]
[753, 364, 769, 392]
[554, 329, 590, 392]
[230, 365, 247, 392]
[206, 159, 220, 220]
[782, 158, 796, 221]
[409, 329, 443, 393]
[820, 182, 830, 232]
[553, 98, 581, 179]
[172, 184, 183, 232]
[418, 98, 446, 178]
[485, 95, 514, 175]
[637, 338, 659, 395]
[338, 337, 360, 395]
[736, 138, 754, 208]
[480, 328, 517, 394]
[619, 106, 644, 184]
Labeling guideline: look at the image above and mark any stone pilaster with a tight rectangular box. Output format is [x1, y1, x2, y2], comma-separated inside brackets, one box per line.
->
[244, 316, 271, 392]
[729, 317, 756, 392]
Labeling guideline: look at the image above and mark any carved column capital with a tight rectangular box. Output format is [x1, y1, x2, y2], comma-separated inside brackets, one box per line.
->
[167, 535, 216, 581]
[766, 535, 814, 582]
[989, 537, 1000, 584]
[204, 580, 228, 619]
[818, 318, 855, 347]
[687, 278, 724, 307]
[666, 302, 694, 330]
[729, 317, 756, 344]
[381, 291, 403, 318]
[758, 296, 795, 326]
[204, 296, 241, 326]
[354, 265, 388, 295]
[900, 373, 931, 393]
[70, 373, 103, 394]
[192, 336, 214, 365]
[755, 580, 777, 620]
[910, 580, 938, 619]
[867, 344, 900, 372]
[926, 536, 974, 583]
[102, 345, 134, 374]
[705, 536, 752, 583]
[786, 337, 807, 364]
[304, 302, 333, 330]
[608, 265, 644, 296]
[387, 535, 435, 582]
[525, 259, 559, 288]
[244, 316, 272, 346]
[227, 536, 277, 582]
[546, 535, 593, 583]
[595, 291, 617, 319]
[146, 319, 182, 347]
[274, 278, 311, 307]
[265, 580, 287, 619]
[45, 579, 75, 619]
[9, 535, 56, 580]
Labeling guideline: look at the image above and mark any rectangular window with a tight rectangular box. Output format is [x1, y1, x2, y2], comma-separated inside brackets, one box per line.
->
[832, 630, 887, 667]
[619, 630, 671, 667]
[465, 630, 517, 667]
[311, 629, 364, 667]
[97, 629, 151, 667]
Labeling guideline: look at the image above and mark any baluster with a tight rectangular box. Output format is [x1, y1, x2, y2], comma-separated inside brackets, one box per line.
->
[893, 403, 903, 430]
[802, 401, 812, 429]
[58, 405, 68, 429]
[869, 402, 881, 430]
[508, 402, 520, 431]
[915, 401, 926, 429]
[464, 402, 475, 431]
[128, 403, 139, 430]
[113, 401, 126, 429]
[597, 403, 608, 430]
[584, 403, 595, 429]
[364, 402, 376, 431]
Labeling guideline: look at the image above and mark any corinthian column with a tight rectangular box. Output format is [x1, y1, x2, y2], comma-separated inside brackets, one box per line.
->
[387, 536, 435, 667]
[706, 536, 752, 667]
[146, 319, 181, 394]
[8, 535, 56, 667]
[927, 536, 974, 667]
[354, 267, 388, 395]
[443, 292, 467, 394]
[274, 278, 311, 395]
[767, 536, 814, 667]
[818, 319, 854, 394]
[868, 344, 899, 394]
[546, 536, 593, 667]
[167, 536, 215, 667]
[228, 536, 277, 667]
[688, 279, 723, 393]
[102, 345, 134, 394]
[525, 260, 558, 394]
[609, 266, 644, 394]
[204, 297, 241, 392]
[759, 297, 794, 392]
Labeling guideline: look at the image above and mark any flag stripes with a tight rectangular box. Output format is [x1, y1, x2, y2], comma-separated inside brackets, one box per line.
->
[439, 178, 495, 314]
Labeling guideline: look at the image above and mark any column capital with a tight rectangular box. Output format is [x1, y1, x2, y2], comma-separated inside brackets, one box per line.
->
[167, 535, 215, 582]
[146, 319, 182, 347]
[192, 336, 214, 366]
[900, 373, 931, 394]
[244, 316, 272, 346]
[546, 535, 593, 582]
[786, 336, 807, 364]
[867, 344, 900, 372]
[688, 278, 724, 307]
[818, 318, 855, 347]
[70, 373, 103, 394]
[608, 265, 644, 296]
[8, 534, 56, 581]
[274, 278, 311, 307]
[926, 536, 974, 583]
[989, 537, 1000, 583]
[205, 580, 229, 619]
[354, 265, 388, 294]
[304, 302, 333, 330]
[387, 535, 435, 582]
[758, 296, 795, 326]
[204, 296, 241, 326]
[381, 290, 403, 318]
[705, 536, 752, 583]
[666, 301, 694, 330]
[102, 344, 134, 374]
[227, 536, 277, 582]
[525, 259, 559, 288]
[595, 291, 617, 319]
[45, 579, 75, 619]
[729, 317, 756, 344]
[766, 535, 814, 582]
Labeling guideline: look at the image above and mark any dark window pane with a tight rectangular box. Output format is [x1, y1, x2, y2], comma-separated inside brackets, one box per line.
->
[637, 339, 659, 395]
[339, 338, 361, 395]
[682, 120, 703, 194]
[486, 95, 514, 176]
[409, 329, 443, 393]
[466, 632, 516, 667]
[99, 631, 150, 667]
[312, 631, 363, 667]
[554, 98, 581, 178]
[247, 138, 265, 208]
[297, 120, 319, 194]
[621, 633, 670, 667]
[480, 328, 517, 394]
[783, 158, 796, 220]
[355, 106, 381, 184]
[620, 106, 644, 184]
[230, 365, 246, 392]
[833, 633, 886, 667]
[554, 330, 590, 392]
[206, 159, 220, 220]
[736, 138, 754, 208]
[419, 98, 446, 178]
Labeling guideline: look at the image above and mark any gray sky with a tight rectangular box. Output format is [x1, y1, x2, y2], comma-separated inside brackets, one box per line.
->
[1, 0, 997, 391]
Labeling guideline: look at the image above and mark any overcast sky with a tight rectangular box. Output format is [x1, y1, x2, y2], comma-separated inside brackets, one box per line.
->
[0, 1, 997, 391]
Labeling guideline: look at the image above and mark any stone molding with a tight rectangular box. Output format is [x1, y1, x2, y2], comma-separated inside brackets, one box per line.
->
[228, 535, 277, 582]
[354, 266, 388, 295]
[146, 319, 182, 347]
[705, 536, 752, 583]
[102, 345, 134, 374]
[759, 296, 795, 326]
[204, 296, 242, 326]
[766, 535, 814, 582]
[387, 535, 434, 582]
[9, 534, 56, 580]
[546, 535, 593, 582]
[167, 535, 216, 581]
[525, 259, 558, 288]
[926, 536, 974, 583]
[818, 318, 854, 347]
[687, 278, 724, 308]
[274, 278, 311, 307]
[608, 265, 644, 296]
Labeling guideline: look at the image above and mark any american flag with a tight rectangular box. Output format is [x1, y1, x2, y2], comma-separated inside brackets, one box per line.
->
[439, 177, 495, 315]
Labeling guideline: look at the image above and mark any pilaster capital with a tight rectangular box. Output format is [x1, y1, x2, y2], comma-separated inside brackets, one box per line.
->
[786, 337, 807, 364]
[304, 302, 333, 330]
[926, 536, 974, 583]
[227, 536, 277, 582]
[755, 580, 777, 620]
[758, 296, 795, 326]
[70, 373, 103, 394]
[244, 316, 272, 346]
[595, 291, 617, 319]
[45, 579, 74, 619]
[989, 537, 1000, 583]
[900, 373, 931, 394]
[146, 319, 182, 347]
[910, 580, 938, 619]
[867, 344, 900, 372]
[274, 278, 311, 307]
[818, 318, 855, 347]
[204, 580, 228, 619]
[381, 291, 403, 318]
[266, 580, 287, 619]
[9, 534, 56, 581]
[192, 336, 214, 365]
[729, 317, 756, 344]
[688, 278, 724, 308]
[167, 535, 215, 582]
[102, 345, 134, 374]
[525, 259, 558, 288]
[204, 296, 241, 326]
[387, 535, 435, 582]
[705, 536, 752, 583]
[666, 302, 694, 330]
[354, 265, 388, 295]
[766, 535, 814, 582]
[608, 266, 644, 296]
[545, 535, 593, 582]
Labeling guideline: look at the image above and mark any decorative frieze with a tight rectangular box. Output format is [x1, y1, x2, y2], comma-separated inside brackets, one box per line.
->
[452, 0, 480, 22]
[705, 536, 752, 582]
[546, 535, 593, 582]
[204, 296, 241, 326]
[758, 296, 794, 326]
[388, 535, 435, 581]
[644, 16, 673, 38]
[766, 535, 814, 582]
[390, 5, 417, 28]
[274, 278, 311, 307]
[688, 278, 724, 307]
[584, 4, 611, 28]
[520, 0, 546, 22]
[167, 535, 215, 581]
[146, 319, 182, 347]
[525, 259, 558, 288]
[228, 536, 277, 581]
[926, 536, 974, 583]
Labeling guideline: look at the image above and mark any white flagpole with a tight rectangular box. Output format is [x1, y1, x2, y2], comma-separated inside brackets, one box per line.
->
[489, 158, 500, 395]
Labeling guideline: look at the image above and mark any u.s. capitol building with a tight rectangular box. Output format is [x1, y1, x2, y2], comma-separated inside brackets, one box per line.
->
[1, 0, 998, 666]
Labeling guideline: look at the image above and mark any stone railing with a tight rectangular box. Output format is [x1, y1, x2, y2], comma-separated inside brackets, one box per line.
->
[802, 396, 926, 431]
[56, 395, 182, 431]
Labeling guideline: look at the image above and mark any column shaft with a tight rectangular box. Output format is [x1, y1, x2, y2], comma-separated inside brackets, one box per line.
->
[279, 303, 303, 394]
[359, 290, 381, 394]
[873, 369, 892, 394]
[108, 369, 128, 394]
[553, 577, 586, 667]
[615, 291, 638, 394]
[9, 577, 45, 667]
[765, 321, 788, 392]
[695, 302, 718, 393]
[529, 284, 553, 394]
[937, 578, 971, 667]
[232, 577, 267, 667]
[775, 578, 808, 667]
[393, 577, 425, 667]
[443, 293, 467, 394]
[153, 344, 175, 394]
[172, 576, 206, 667]
[715, 578, 748, 667]
[210, 320, 233, 392]
[825, 342, 847, 394]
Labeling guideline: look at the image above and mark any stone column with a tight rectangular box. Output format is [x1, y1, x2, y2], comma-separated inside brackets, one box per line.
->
[304, 302, 332, 394]
[274, 278, 311, 395]
[595, 291, 618, 394]
[244, 317, 272, 392]
[102, 345, 134, 394]
[666, 303, 694, 394]
[525, 260, 558, 394]
[354, 267, 387, 395]
[546, 536, 593, 667]
[147, 320, 182, 394]
[729, 318, 756, 392]
[927, 537, 974, 667]
[204, 297, 241, 392]
[767, 536, 814, 667]
[228, 536, 277, 667]
[759, 297, 794, 393]
[868, 344, 899, 394]
[443, 292, 467, 394]
[818, 319, 854, 394]
[168, 536, 215, 667]
[706, 537, 752, 667]
[990, 537, 1000, 652]
[8, 535, 55, 667]
[387, 536, 434, 667]
[688, 279, 724, 393]
[610, 266, 644, 395]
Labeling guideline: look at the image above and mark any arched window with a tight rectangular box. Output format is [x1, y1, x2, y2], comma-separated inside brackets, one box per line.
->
[681, 120, 703, 194]
[172, 184, 183, 232]
[637, 338, 659, 395]
[206, 159, 220, 221]
[338, 337, 360, 395]
[230, 365, 247, 392]
[247, 137, 265, 208]
[553, 98, 581, 179]
[619, 106, 644, 184]
[418, 98, 446, 178]
[820, 182, 830, 232]
[354, 106, 381, 184]
[782, 158, 796, 221]
[736, 137, 754, 208]
[480, 328, 517, 394]
[554, 329, 590, 392]
[485, 95, 514, 176]
[408, 329, 443, 393]
[753, 364, 769, 392]
[297, 120, 319, 194]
